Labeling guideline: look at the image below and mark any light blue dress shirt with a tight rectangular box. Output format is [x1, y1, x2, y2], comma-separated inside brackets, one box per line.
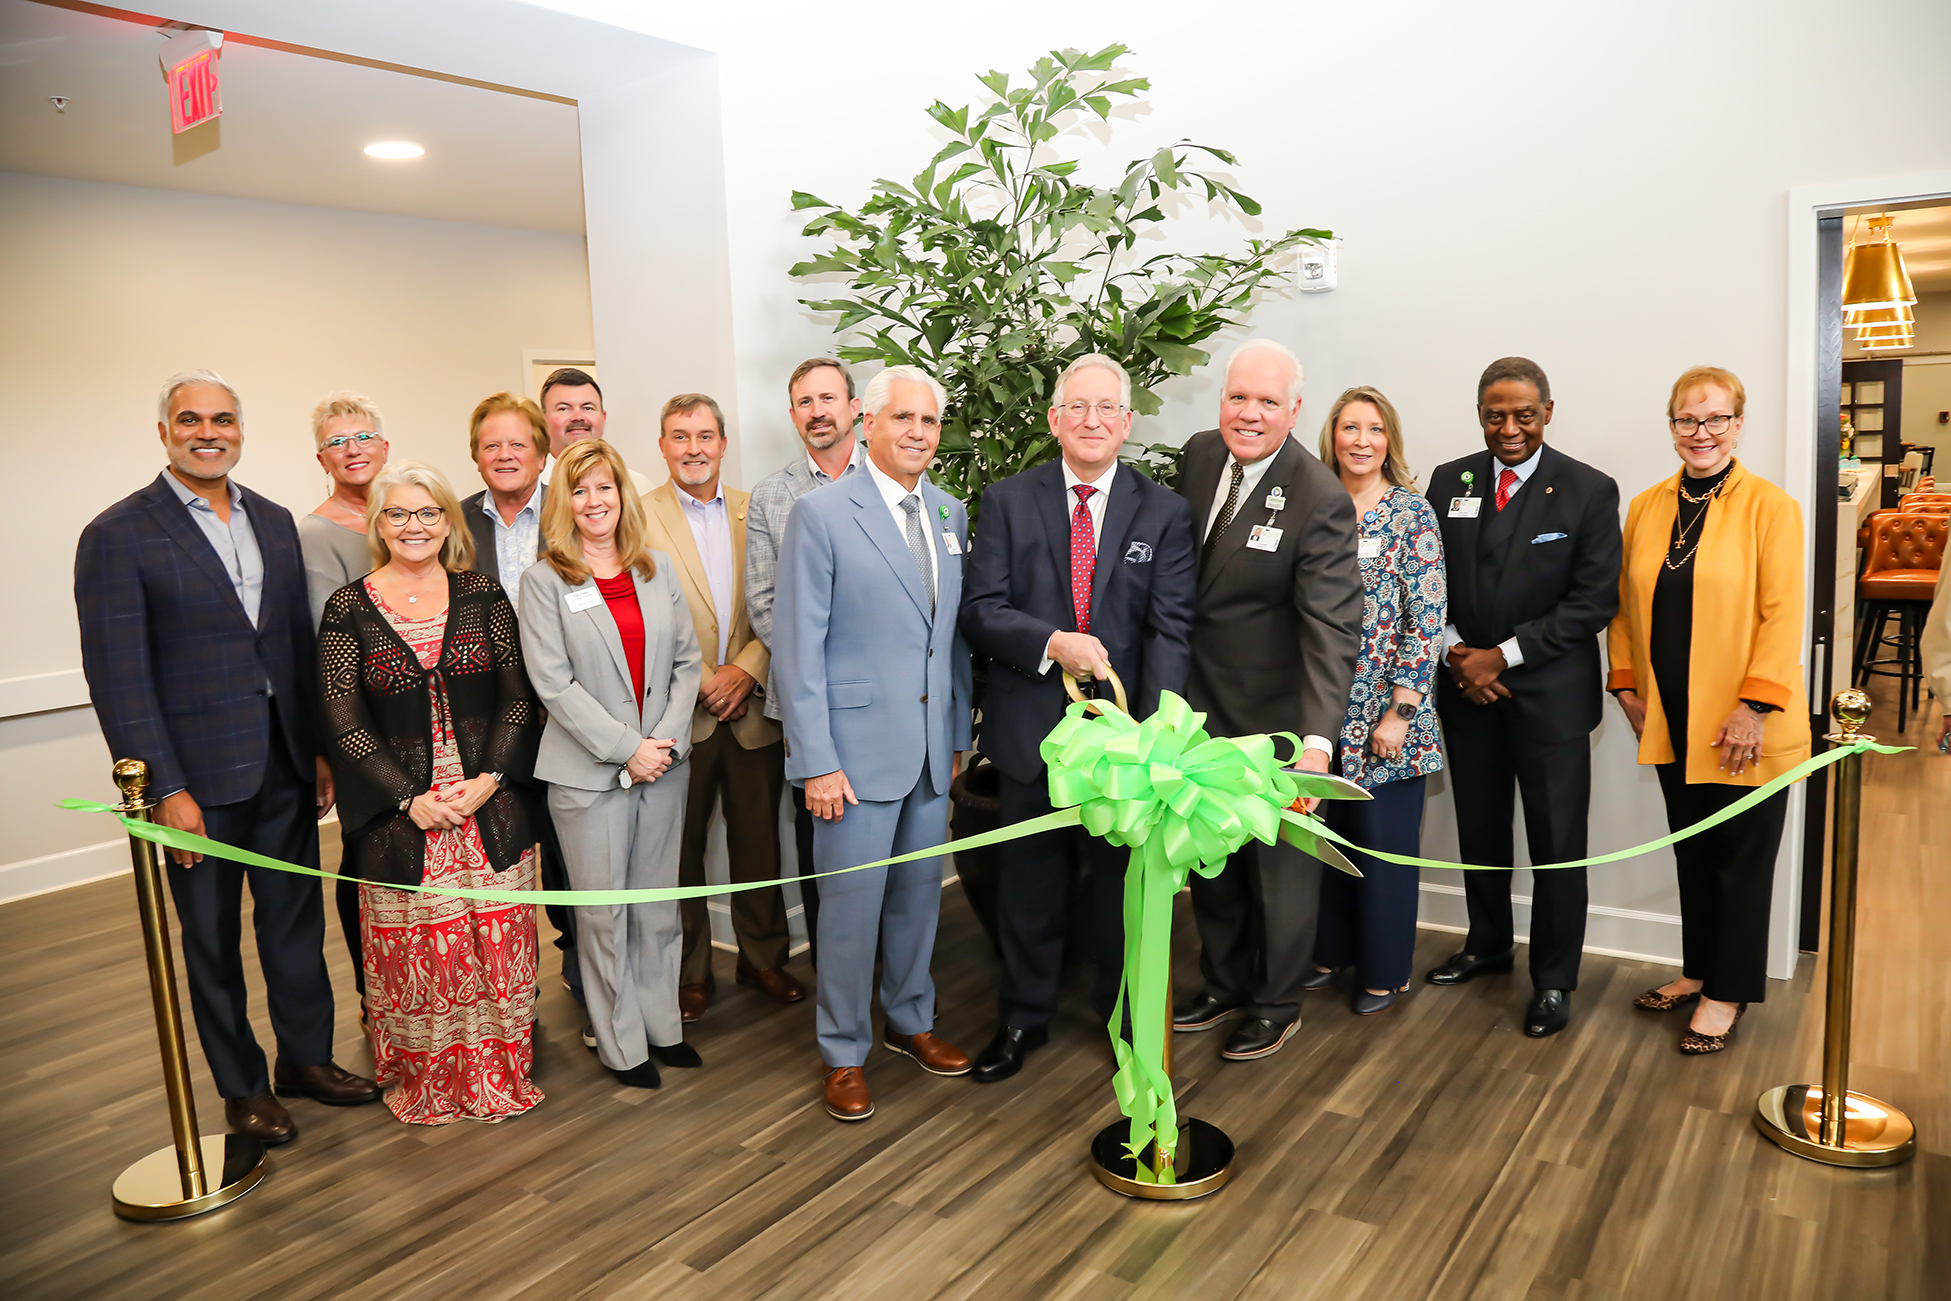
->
[482, 482, 543, 591]
[679, 484, 735, 664]
[163, 470, 264, 627]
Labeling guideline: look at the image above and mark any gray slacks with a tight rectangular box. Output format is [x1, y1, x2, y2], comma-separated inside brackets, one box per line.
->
[812, 772, 948, 1068]
[1188, 837, 1324, 1025]
[549, 766, 689, 1071]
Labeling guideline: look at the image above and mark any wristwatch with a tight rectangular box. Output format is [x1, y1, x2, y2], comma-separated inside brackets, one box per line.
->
[1393, 701, 1417, 721]
[1742, 699, 1775, 715]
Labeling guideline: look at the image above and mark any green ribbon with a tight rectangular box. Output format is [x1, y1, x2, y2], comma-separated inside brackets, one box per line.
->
[62, 696, 1903, 1187]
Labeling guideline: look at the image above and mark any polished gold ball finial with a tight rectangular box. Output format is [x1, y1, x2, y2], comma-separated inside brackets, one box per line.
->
[1830, 688, 1873, 736]
[112, 758, 150, 804]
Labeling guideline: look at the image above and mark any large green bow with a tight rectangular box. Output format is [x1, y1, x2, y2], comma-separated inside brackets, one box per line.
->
[1041, 690, 1367, 1182]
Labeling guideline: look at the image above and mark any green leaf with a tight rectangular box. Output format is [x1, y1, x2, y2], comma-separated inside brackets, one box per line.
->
[978, 70, 1010, 97]
[1151, 148, 1181, 187]
[790, 191, 832, 211]
[1142, 340, 1209, 372]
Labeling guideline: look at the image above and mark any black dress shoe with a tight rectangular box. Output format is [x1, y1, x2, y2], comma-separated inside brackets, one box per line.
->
[1524, 989, 1571, 1037]
[273, 1059, 381, 1106]
[1300, 966, 1340, 991]
[613, 1060, 663, 1089]
[971, 1025, 1048, 1083]
[1352, 986, 1406, 1016]
[1220, 1015, 1300, 1061]
[1172, 990, 1244, 1032]
[1424, 948, 1517, 986]
[649, 1041, 702, 1068]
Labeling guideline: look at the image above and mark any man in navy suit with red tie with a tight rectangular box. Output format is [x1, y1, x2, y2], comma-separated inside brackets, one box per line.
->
[958, 354, 1197, 1082]
[76, 371, 379, 1146]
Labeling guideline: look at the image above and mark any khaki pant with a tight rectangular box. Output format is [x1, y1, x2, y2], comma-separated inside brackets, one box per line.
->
[679, 730, 789, 984]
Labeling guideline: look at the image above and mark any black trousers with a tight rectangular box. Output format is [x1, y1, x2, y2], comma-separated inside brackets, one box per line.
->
[1189, 835, 1324, 1025]
[1656, 764, 1787, 1004]
[1441, 700, 1591, 991]
[165, 703, 336, 1099]
[995, 770, 1126, 1029]
[792, 784, 819, 967]
[1314, 775, 1427, 992]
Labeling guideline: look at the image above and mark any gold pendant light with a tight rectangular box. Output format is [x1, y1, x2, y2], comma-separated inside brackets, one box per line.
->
[1842, 215, 1917, 312]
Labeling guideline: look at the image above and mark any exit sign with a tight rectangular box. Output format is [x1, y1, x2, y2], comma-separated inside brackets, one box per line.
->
[161, 31, 224, 134]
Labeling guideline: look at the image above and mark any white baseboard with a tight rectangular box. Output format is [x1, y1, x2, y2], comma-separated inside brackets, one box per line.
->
[1416, 880, 1686, 968]
[0, 839, 130, 904]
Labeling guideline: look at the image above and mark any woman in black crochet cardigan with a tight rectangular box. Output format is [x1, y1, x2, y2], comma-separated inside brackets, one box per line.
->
[318, 460, 543, 1125]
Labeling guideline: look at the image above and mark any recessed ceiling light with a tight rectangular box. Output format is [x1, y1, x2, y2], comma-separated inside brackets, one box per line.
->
[364, 141, 424, 160]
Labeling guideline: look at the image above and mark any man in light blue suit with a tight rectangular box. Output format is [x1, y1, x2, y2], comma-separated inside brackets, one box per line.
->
[776, 363, 975, 1121]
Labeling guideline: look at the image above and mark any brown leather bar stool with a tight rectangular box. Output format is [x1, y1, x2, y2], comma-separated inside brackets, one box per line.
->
[1853, 511, 1947, 730]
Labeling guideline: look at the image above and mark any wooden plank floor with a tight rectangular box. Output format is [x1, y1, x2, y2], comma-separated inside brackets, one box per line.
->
[2, 682, 1945, 1300]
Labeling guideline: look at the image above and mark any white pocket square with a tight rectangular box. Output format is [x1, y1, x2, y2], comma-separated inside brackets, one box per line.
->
[1124, 541, 1153, 564]
[1530, 532, 1568, 544]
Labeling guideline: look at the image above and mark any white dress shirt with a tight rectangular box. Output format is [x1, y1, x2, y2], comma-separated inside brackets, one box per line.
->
[678, 483, 736, 665]
[863, 453, 938, 595]
[1038, 458, 1120, 674]
[1442, 442, 1544, 668]
[482, 481, 543, 592]
[1203, 444, 1283, 539]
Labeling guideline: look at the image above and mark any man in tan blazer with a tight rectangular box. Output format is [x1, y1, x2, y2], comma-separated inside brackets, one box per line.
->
[643, 393, 806, 1020]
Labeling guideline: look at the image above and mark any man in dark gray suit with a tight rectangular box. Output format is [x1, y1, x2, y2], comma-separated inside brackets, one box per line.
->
[458, 393, 585, 1018]
[1170, 340, 1363, 1061]
[745, 359, 866, 962]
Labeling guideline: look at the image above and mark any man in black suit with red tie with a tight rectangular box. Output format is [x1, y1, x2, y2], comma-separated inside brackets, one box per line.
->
[959, 354, 1197, 1082]
[1423, 356, 1621, 1038]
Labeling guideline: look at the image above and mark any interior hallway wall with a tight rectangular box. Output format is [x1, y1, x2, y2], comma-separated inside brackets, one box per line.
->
[0, 169, 592, 899]
[539, 0, 1951, 971]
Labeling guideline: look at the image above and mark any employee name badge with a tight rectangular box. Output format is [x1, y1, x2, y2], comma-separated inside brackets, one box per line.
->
[1358, 536, 1383, 560]
[565, 586, 604, 612]
[942, 531, 962, 556]
[1448, 495, 1482, 519]
[1246, 524, 1283, 552]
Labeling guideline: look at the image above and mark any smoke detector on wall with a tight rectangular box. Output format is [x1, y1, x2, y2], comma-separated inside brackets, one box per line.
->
[1298, 240, 1339, 294]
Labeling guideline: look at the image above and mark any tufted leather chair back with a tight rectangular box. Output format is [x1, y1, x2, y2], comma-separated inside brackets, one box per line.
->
[1897, 493, 1951, 514]
[1862, 511, 1946, 584]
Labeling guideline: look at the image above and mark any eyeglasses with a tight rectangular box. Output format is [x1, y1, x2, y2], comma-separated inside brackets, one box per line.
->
[1669, 415, 1734, 436]
[379, 506, 445, 526]
[321, 431, 383, 451]
[1060, 401, 1127, 420]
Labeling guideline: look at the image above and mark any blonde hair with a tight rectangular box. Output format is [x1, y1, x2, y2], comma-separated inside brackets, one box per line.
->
[1318, 386, 1415, 489]
[468, 392, 550, 459]
[310, 390, 384, 446]
[541, 441, 657, 584]
[366, 461, 475, 572]
[1667, 365, 1747, 418]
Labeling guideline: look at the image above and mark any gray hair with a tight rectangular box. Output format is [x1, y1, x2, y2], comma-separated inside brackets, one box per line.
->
[365, 460, 474, 572]
[1052, 353, 1132, 410]
[862, 364, 947, 419]
[1222, 339, 1305, 405]
[310, 390, 384, 446]
[158, 369, 242, 423]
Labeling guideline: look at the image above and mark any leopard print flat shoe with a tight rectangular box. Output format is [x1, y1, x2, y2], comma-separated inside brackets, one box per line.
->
[1632, 986, 1700, 1012]
[1678, 1003, 1747, 1055]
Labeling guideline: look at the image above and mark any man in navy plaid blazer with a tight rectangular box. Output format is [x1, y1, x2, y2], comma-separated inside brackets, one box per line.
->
[76, 371, 378, 1146]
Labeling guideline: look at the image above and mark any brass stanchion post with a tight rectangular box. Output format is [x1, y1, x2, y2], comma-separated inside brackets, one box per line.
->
[108, 759, 268, 1220]
[1753, 690, 1916, 1167]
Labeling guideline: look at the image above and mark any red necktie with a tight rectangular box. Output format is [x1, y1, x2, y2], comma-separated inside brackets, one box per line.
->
[1070, 484, 1097, 634]
[1495, 467, 1519, 512]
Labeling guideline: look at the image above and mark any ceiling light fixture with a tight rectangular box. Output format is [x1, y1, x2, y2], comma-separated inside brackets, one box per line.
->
[363, 141, 424, 160]
[1841, 215, 1917, 312]
[1860, 336, 1914, 351]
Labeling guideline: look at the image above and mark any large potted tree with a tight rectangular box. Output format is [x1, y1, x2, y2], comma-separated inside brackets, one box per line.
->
[790, 45, 1330, 946]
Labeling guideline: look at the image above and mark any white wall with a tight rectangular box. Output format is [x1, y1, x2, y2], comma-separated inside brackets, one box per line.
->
[0, 170, 591, 899]
[530, 0, 1951, 969]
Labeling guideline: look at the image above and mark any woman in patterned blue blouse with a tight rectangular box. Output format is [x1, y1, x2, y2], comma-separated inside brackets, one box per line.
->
[1303, 387, 1448, 1015]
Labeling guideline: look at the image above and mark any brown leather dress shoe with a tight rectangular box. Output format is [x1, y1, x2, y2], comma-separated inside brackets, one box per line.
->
[824, 1066, 873, 1121]
[273, 1059, 381, 1105]
[679, 983, 710, 1024]
[882, 1029, 972, 1076]
[736, 957, 807, 1004]
[225, 1092, 297, 1145]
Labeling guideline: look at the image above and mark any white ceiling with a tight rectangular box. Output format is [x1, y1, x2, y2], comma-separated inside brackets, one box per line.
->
[0, 0, 586, 234]
[1846, 203, 1951, 294]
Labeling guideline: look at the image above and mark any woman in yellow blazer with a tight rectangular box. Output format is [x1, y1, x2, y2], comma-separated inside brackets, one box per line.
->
[1606, 366, 1810, 1056]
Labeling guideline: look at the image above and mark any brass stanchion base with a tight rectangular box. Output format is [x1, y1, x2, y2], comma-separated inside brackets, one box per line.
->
[1754, 1085, 1915, 1168]
[1089, 1118, 1234, 1200]
[112, 1134, 267, 1221]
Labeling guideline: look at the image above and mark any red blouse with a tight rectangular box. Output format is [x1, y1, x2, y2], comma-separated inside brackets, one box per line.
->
[595, 571, 646, 712]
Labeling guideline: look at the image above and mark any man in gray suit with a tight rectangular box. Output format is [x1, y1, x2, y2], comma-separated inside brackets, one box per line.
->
[776, 363, 974, 1121]
[1170, 339, 1364, 1062]
[746, 358, 866, 961]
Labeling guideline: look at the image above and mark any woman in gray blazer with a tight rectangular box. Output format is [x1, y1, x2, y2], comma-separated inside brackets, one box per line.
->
[520, 441, 703, 1088]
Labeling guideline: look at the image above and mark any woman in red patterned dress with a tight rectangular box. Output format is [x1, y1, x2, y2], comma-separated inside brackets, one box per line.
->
[318, 460, 544, 1124]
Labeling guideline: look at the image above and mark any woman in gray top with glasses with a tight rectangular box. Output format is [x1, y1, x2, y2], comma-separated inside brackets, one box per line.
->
[299, 391, 390, 628]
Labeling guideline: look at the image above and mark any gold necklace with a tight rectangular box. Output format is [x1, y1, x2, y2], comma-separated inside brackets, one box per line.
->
[1665, 482, 1722, 570]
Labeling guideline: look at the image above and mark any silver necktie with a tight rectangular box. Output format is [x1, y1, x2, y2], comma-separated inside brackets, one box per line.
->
[901, 494, 936, 614]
